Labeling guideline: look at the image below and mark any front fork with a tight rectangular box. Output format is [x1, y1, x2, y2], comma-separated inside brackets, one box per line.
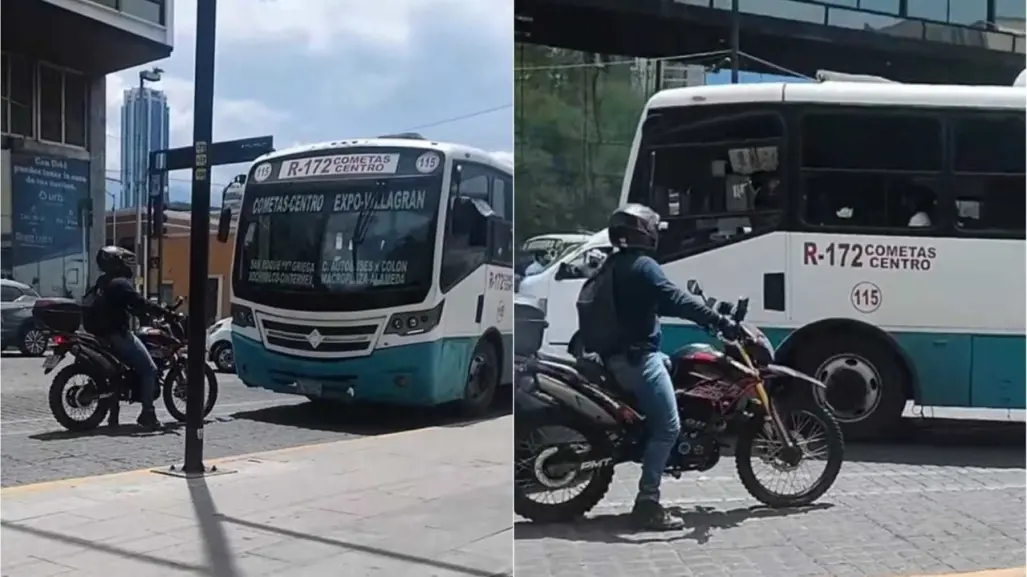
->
[752, 380, 802, 466]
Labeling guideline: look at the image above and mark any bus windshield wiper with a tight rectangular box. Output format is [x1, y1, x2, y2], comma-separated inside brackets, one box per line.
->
[350, 180, 387, 279]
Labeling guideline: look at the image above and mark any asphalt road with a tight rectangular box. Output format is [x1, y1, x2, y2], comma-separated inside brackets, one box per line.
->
[514, 419, 1026, 577]
[0, 353, 510, 487]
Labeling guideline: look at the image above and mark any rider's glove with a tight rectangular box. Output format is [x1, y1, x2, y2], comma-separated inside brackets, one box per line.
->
[717, 315, 742, 341]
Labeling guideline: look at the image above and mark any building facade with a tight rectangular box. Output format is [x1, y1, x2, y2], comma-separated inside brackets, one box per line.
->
[105, 210, 235, 326]
[120, 86, 170, 209]
[517, 0, 1025, 84]
[1, 0, 173, 298]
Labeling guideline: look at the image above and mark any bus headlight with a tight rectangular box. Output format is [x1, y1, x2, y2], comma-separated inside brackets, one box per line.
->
[385, 300, 445, 337]
[231, 304, 255, 328]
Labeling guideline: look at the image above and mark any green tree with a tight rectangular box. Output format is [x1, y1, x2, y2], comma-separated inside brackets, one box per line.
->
[514, 45, 655, 242]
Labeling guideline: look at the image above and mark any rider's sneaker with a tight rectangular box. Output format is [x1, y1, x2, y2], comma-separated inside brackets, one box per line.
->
[136, 409, 161, 430]
[630, 500, 684, 531]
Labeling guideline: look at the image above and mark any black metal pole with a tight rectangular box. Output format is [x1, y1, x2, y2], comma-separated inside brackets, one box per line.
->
[183, 0, 217, 474]
[156, 195, 164, 299]
[730, 0, 740, 84]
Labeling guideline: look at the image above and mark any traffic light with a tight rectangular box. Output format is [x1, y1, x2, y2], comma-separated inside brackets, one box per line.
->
[148, 196, 168, 238]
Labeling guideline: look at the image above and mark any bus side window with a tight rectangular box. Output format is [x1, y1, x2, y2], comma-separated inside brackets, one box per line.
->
[951, 112, 1026, 237]
[455, 162, 490, 203]
[652, 111, 785, 262]
[800, 111, 943, 231]
[491, 173, 512, 221]
[489, 218, 513, 267]
[440, 197, 488, 292]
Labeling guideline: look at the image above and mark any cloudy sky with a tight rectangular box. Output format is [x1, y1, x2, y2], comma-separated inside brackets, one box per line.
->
[106, 0, 513, 205]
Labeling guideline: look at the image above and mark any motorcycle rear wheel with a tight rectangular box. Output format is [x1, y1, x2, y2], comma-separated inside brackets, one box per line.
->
[735, 401, 844, 508]
[48, 364, 110, 432]
[514, 409, 615, 523]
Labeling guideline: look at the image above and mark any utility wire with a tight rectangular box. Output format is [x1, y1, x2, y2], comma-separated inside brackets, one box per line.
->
[401, 104, 512, 132]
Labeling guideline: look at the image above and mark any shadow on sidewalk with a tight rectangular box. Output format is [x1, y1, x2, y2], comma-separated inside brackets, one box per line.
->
[229, 386, 511, 436]
[3, 476, 510, 577]
[189, 476, 242, 577]
[513, 503, 832, 545]
[0, 520, 206, 574]
[217, 513, 508, 576]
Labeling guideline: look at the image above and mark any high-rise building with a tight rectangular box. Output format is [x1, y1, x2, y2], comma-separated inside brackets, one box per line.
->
[119, 86, 170, 209]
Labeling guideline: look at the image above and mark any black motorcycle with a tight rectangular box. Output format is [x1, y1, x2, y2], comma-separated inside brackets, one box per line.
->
[33, 296, 219, 432]
[513, 282, 844, 523]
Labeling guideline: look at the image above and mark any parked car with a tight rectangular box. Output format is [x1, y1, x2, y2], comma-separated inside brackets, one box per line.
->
[206, 317, 234, 372]
[0, 279, 48, 356]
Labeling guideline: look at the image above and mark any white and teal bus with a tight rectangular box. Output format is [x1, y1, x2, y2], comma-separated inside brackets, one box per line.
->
[527, 79, 1025, 439]
[217, 135, 513, 415]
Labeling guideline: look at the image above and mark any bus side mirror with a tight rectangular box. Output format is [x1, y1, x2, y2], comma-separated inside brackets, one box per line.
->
[216, 208, 232, 243]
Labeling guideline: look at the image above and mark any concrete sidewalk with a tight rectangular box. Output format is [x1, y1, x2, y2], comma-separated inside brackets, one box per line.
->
[0, 416, 512, 577]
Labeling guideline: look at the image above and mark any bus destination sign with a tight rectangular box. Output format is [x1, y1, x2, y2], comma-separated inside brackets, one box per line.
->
[278, 153, 399, 179]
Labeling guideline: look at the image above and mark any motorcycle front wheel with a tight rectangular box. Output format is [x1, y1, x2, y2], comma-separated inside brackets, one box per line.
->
[735, 401, 844, 508]
[48, 364, 110, 432]
[514, 409, 616, 523]
[162, 362, 219, 423]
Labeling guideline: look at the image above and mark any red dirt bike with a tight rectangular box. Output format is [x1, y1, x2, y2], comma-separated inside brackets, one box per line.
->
[33, 296, 219, 432]
[514, 280, 845, 523]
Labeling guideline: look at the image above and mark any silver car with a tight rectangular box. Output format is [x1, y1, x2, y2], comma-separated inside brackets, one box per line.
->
[0, 279, 49, 356]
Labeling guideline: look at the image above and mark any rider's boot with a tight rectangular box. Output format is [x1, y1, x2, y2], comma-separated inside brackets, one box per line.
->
[630, 499, 685, 531]
[107, 406, 120, 427]
[136, 408, 161, 430]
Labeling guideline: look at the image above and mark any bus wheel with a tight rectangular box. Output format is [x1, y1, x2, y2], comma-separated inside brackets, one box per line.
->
[461, 339, 499, 418]
[795, 334, 906, 441]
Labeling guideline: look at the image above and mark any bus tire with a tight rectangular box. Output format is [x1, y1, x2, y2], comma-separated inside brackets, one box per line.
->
[794, 333, 906, 441]
[461, 339, 499, 418]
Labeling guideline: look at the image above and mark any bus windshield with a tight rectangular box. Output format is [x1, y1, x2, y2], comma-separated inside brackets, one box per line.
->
[237, 176, 441, 293]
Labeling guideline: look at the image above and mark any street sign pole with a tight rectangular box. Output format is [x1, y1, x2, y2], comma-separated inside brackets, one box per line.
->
[183, 0, 218, 475]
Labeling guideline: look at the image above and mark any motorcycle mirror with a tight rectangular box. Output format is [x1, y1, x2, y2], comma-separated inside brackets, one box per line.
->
[686, 279, 704, 296]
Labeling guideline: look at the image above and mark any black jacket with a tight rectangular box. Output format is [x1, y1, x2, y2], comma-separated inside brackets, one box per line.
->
[90, 274, 164, 335]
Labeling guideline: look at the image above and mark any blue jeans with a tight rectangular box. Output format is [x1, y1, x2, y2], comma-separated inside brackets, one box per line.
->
[607, 351, 681, 504]
[107, 331, 158, 411]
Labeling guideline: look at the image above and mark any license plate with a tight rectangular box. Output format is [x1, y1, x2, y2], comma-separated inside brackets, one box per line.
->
[295, 380, 323, 396]
[42, 354, 63, 373]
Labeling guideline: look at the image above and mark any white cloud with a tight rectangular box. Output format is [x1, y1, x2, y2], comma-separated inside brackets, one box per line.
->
[105, 70, 290, 178]
[172, 0, 509, 54]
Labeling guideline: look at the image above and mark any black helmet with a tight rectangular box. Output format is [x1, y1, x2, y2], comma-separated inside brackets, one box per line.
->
[96, 246, 135, 278]
[607, 203, 661, 251]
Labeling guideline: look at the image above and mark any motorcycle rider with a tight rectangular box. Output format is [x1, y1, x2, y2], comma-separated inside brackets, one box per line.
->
[577, 204, 740, 530]
[85, 246, 179, 429]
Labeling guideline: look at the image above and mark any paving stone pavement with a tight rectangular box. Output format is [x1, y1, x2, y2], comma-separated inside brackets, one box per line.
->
[0, 416, 513, 577]
[514, 422, 1026, 577]
[0, 355, 510, 487]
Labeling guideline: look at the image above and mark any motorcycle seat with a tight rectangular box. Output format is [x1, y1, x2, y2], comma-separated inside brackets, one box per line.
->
[535, 350, 577, 367]
[575, 353, 638, 401]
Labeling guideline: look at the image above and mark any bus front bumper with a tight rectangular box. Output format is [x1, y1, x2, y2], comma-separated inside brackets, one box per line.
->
[231, 334, 474, 406]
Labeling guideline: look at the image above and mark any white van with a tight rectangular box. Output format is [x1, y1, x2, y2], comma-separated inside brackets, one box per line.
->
[517, 228, 612, 354]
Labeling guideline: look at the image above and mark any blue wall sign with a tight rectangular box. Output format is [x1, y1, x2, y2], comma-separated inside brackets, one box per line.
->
[9, 154, 90, 297]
